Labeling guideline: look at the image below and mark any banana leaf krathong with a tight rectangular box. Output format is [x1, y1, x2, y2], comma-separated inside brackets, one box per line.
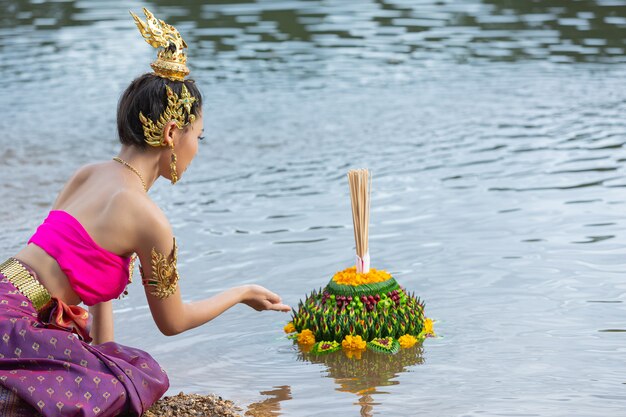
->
[284, 170, 434, 356]
[286, 268, 433, 355]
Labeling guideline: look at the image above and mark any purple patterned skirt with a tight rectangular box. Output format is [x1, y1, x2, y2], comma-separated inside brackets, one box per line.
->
[0, 274, 169, 417]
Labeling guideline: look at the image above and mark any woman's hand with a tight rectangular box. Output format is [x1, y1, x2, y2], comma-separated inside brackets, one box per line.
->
[241, 284, 291, 312]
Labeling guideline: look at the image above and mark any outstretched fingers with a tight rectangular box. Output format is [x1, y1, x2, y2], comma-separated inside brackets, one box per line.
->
[264, 289, 291, 312]
[242, 285, 292, 312]
[267, 301, 291, 312]
[265, 290, 282, 304]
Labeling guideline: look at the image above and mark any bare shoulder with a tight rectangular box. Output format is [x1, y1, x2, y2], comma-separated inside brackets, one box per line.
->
[71, 162, 107, 183]
[53, 162, 107, 209]
[110, 191, 173, 248]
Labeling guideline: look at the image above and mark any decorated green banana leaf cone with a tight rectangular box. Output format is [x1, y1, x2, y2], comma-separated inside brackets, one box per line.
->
[284, 169, 435, 357]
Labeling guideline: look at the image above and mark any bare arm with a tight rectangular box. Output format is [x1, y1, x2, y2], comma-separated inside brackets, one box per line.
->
[137, 216, 290, 336]
[89, 301, 114, 344]
[145, 284, 289, 336]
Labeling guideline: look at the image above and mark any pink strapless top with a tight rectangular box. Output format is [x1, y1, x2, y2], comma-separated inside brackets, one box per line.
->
[28, 210, 131, 306]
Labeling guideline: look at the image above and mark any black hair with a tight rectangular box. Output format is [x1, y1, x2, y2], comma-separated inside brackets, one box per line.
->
[117, 73, 203, 148]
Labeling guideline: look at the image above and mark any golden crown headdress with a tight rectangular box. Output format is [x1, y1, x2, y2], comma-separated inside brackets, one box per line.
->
[130, 8, 189, 81]
[130, 8, 197, 147]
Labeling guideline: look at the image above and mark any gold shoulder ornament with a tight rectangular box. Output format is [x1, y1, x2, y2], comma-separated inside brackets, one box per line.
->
[140, 238, 180, 299]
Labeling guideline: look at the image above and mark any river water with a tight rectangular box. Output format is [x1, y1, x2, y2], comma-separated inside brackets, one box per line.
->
[1, 0, 626, 416]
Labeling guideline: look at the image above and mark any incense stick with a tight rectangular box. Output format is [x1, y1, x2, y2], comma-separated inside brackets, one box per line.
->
[348, 169, 371, 273]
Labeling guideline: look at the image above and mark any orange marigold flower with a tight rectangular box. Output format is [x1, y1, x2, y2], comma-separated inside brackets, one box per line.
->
[342, 335, 366, 351]
[332, 266, 392, 286]
[297, 329, 315, 345]
[398, 334, 418, 349]
[420, 318, 435, 337]
[284, 322, 296, 333]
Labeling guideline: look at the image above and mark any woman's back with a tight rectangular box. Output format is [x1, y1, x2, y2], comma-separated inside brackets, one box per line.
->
[15, 161, 158, 305]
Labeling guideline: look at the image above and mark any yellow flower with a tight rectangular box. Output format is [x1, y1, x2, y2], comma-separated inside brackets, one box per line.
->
[398, 334, 418, 349]
[284, 322, 296, 334]
[342, 335, 366, 351]
[297, 329, 315, 345]
[332, 266, 392, 286]
[420, 318, 435, 337]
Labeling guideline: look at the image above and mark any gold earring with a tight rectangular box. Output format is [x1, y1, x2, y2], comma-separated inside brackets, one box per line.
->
[170, 143, 178, 184]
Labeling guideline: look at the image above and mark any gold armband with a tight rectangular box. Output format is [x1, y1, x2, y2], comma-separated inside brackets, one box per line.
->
[140, 238, 179, 299]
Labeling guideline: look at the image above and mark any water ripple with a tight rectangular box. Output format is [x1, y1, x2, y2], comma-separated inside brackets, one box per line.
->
[1, 1, 626, 416]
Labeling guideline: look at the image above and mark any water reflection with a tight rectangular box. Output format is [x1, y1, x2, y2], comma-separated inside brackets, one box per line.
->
[246, 385, 292, 417]
[297, 346, 424, 417]
[2, 0, 626, 415]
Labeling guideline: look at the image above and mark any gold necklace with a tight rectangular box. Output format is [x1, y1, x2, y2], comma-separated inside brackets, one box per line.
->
[113, 157, 147, 192]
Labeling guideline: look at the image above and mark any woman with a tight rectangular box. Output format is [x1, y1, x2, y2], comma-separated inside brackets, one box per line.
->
[0, 8, 290, 417]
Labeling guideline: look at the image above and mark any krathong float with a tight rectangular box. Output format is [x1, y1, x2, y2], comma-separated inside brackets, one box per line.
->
[285, 169, 434, 357]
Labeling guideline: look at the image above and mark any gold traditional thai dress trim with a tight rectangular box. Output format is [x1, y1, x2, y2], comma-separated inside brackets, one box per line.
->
[140, 238, 180, 299]
[118, 254, 137, 299]
[0, 258, 51, 311]
[128, 254, 136, 284]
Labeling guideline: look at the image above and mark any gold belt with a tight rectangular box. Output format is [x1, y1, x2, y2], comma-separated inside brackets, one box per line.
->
[0, 258, 51, 311]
